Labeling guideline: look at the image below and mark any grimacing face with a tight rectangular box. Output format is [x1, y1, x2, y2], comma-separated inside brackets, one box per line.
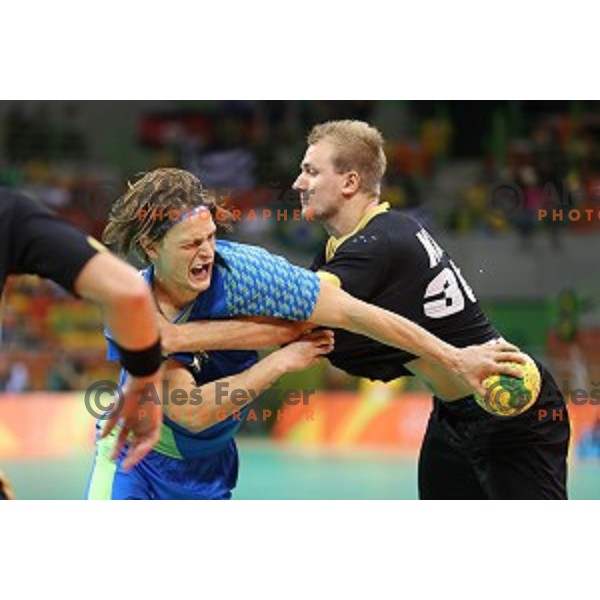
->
[149, 209, 217, 298]
[293, 141, 349, 222]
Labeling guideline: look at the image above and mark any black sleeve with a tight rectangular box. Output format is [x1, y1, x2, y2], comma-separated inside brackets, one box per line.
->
[8, 193, 99, 295]
[316, 231, 391, 301]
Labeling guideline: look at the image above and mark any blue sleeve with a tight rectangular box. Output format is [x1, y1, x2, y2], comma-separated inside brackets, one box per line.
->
[219, 242, 321, 321]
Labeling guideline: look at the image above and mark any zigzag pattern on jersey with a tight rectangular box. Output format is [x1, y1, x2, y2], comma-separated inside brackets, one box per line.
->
[217, 241, 320, 320]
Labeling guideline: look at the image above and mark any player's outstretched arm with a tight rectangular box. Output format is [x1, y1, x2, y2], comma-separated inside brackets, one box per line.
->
[158, 314, 313, 353]
[161, 330, 334, 433]
[74, 252, 163, 469]
[309, 281, 525, 397]
[6, 192, 163, 469]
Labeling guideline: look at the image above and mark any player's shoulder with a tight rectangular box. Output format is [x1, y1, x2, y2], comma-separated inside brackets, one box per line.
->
[370, 209, 433, 252]
[0, 187, 19, 209]
[0, 188, 48, 220]
[216, 239, 260, 257]
[335, 208, 419, 258]
[216, 239, 295, 270]
[0, 188, 74, 255]
[216, 239, 261, 259]
[369, 208, 422, 235]
[216, 239, 268, 270]
[0, 189, 18, 228]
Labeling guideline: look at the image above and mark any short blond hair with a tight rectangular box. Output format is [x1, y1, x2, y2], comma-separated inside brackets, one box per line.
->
[307, 120, 386, 195]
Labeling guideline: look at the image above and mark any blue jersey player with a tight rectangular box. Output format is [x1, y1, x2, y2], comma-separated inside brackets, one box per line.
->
[86, 168, 525, 500]
[87, 211, 334, 499]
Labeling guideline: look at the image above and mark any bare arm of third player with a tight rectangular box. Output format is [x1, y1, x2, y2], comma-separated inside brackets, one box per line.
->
[4, 191, 164, 469]
[72, 252, 163, 469]
[157, 280, 524, 397]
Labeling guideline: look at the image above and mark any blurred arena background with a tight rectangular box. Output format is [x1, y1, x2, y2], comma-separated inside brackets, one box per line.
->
[1, 100, 599, 499]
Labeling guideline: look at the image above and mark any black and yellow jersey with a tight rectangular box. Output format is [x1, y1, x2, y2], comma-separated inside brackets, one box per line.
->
[0, 189, 98, 296]
[311, 204, 499, 381]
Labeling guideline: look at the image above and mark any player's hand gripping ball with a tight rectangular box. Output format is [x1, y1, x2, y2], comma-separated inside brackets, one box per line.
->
[474, 353, 541, 417]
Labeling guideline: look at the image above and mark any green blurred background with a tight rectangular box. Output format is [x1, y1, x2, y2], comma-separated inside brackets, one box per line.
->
[3, 447, 600, 499]
[2, 100, 600, 499]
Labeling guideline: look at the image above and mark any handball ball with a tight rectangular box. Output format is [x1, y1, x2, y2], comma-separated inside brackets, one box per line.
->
[474, 354, 541, 418]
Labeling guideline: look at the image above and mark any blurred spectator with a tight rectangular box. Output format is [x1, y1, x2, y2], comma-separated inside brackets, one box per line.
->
[46, 351, 86, 391]
[511, 164, 541, 248]
[0, 306, 42, 349]
[59, 103, 88, 160]
[182, 112, 256, 190]
[3, 102, 88, 164]
[0, 355, 30, 392]
[4, 103, 34, 162]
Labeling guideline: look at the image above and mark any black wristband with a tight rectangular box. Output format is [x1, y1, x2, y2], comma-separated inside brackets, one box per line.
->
[114, 338, 162, 377]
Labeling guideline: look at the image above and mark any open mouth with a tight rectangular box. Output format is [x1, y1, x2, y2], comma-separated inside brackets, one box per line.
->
[190, 263, 212, 282]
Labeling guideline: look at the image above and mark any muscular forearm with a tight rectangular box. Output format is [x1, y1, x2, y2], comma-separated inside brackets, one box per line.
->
[167, 354, 289, 433]
[310, 283, 460, 371]
[162, 317, 311, 353]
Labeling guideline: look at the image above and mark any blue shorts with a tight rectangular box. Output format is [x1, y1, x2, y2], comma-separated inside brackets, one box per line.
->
[86, 435, 239, 500]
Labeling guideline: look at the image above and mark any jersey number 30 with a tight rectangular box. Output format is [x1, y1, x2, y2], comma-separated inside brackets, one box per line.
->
[416, 229, 476, 319]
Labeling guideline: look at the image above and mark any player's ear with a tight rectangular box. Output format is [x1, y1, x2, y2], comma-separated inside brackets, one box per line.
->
[140, 237, 159, 261]
[342, 171, 360, 195]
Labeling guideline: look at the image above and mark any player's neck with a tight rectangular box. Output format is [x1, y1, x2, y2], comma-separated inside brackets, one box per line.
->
[325, 196, 380, 239]
[152, 276, 196, 318]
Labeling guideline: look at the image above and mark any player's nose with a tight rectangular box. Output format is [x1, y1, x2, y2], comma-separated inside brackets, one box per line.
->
[197, 243, 214, 260]
[292, 173, 305, 191]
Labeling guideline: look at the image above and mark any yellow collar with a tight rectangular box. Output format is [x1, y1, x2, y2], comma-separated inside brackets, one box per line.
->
[325, 202, 390, 262]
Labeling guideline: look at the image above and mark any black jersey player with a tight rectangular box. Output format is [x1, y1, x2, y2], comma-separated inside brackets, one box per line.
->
[145, 158, 549, 498]
[293, 120, 569, 499]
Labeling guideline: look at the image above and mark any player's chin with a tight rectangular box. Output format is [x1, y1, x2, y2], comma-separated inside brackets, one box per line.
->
[302, 204, 320, 221]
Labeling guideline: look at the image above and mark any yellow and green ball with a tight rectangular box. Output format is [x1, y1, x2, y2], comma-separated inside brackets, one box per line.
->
[474, 354, 541, 418]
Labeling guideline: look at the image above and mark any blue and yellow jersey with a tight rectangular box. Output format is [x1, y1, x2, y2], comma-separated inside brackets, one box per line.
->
[106, 239, 321, 459]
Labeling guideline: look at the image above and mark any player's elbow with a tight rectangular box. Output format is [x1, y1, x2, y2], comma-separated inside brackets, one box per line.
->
[322, 290, 371, 335]
[339, 299, 367, 333]
[326, 292, 359, 331]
